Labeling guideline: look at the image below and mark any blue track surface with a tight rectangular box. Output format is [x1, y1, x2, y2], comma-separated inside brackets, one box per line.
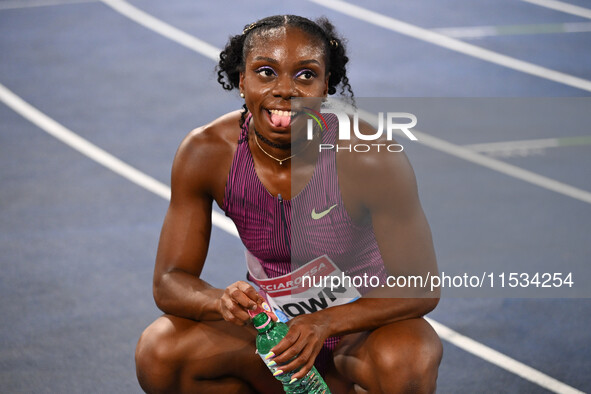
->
[1, 1, 590, 392]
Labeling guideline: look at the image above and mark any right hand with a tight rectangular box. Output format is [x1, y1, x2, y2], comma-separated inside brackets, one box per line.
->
[219, 281, 266, 326]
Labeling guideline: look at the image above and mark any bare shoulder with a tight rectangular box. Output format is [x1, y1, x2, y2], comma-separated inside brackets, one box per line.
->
[179, 110, 242, 157]
[172, 110, 243, 204]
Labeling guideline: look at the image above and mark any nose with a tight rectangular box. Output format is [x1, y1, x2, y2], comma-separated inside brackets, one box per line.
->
[272, 73, 295, 99]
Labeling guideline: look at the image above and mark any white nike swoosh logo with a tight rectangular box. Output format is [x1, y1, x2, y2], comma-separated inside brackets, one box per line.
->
[311, 204, 338, 220]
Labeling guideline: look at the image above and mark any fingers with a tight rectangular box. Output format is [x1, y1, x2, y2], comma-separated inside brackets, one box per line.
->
[270, 329, 301, 362]
[267, 342, 320, 381]
[220, 295, 251, 325]
[220, 281, 263, 325]
[278, 343, 319, 381]
[231, 283, 259, 311]
[268, 324, 325, 380]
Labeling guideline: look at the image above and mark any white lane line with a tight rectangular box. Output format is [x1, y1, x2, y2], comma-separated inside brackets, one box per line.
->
[434, 25, 498, 39]
[465, 135, 591, 157]
[426, 318, 585, 394]
[0, 82, 238, 237]
[100, 0, 219, 61]
[466, 138, 560, 157]
[522, 0, 591, 20]
[434, 21, 591, 39]
[466, 138, 561, 152]
[306, 0, 591, 93]
[414, 130, 591, 204]
[10, 2, 581, 391]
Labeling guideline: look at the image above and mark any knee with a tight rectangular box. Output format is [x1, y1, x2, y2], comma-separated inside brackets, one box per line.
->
[370, 321, 443, 393]
[377, 338, 442, 393]
[135, 317, 180, 393]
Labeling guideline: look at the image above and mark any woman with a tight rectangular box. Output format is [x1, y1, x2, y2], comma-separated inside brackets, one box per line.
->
[135, 15, 442, 393]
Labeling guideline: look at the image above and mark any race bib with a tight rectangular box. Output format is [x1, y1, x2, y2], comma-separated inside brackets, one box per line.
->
[246, 251, 361, 322]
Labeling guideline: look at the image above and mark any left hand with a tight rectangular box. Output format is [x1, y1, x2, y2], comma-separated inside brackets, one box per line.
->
[267, 313, 331, 380]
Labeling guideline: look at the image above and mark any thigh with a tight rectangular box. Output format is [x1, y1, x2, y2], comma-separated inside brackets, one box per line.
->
[136, 314, 283, 393]
[326, 318, 442, 394]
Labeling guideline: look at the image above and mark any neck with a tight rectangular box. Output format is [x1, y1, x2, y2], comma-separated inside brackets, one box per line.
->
[253, 126, 291, 150]
[248, 119, 319, 167]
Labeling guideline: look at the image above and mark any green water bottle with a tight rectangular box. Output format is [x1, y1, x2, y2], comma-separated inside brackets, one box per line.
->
[252, 310, 331, 393]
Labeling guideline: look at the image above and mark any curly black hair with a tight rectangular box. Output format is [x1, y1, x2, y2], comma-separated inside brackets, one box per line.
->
[216, 15, 355, 126]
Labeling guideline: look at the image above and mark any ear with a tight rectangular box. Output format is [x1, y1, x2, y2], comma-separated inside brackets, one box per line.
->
[239, 71, 245, 94]
[323, 72, 331, 97]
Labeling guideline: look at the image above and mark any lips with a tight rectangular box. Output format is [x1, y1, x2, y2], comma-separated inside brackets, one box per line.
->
[267, 109, 298, 128]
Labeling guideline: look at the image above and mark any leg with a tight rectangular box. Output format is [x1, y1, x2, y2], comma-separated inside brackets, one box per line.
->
[326, 318, 442, 394]
[135, 314, 284, 394]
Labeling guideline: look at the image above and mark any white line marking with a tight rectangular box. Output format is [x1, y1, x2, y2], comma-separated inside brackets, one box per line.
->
[522, 0, 591, 20]
[0, 82, 238, 237]
[465, 138, 558, 157]
[434, 25, 500, 39]
[425, 317, 585, 394]
[415, 130, 591, 204]
[434, 22, 591, 39]
[306, 0, 591, 93]
[466, 136, 591, 154]
[465, 138, 560, 153]
[100, 0, 219, 61]
[565, 21, 591, 32]
[4, 2, 581, 391]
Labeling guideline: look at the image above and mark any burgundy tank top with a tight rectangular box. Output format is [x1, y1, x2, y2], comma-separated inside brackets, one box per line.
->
[222, 113, 387, 291]
[221, 113, 389, 373]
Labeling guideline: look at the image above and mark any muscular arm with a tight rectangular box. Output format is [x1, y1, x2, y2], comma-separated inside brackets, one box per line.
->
[152, 128, 224, 321]
[152, 113, 263, 323]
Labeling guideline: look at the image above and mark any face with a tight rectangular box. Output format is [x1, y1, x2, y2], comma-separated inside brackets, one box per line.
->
[239, 26, 329, 143]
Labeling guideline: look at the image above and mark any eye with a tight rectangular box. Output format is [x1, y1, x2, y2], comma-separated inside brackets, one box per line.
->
[295, 69, 317, 80]
[255, 66, 276, 78]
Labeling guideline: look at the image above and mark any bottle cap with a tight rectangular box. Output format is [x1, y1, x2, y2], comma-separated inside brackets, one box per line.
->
[247, 304, 264, 319]
[252, 312, 272, 331]
[247, 301, 272, 318]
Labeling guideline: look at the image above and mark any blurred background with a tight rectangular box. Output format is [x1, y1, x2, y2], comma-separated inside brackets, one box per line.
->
[1, 0, 590, 392]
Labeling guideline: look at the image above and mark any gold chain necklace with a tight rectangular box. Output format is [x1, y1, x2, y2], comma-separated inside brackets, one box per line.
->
[254, 133, 297, 166]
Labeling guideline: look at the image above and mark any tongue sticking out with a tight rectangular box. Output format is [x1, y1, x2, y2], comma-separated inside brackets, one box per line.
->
[270, 112, 291, 128]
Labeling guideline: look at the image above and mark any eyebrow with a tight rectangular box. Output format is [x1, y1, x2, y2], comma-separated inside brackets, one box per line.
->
[253, 56, 279, 64]
[252, 56, 321, 67]
[297, 59, 321, 66]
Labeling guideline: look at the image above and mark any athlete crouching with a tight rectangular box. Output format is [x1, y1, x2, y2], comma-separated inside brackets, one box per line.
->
[135, 15, 442, 394]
